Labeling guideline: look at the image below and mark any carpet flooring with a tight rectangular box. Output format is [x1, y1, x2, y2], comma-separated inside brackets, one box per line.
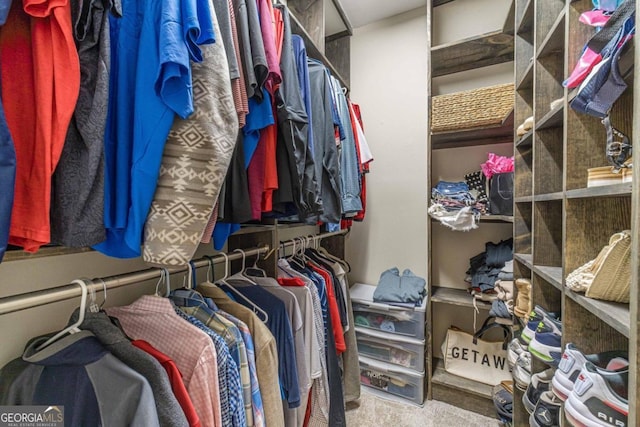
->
[345, 387, 500, 426]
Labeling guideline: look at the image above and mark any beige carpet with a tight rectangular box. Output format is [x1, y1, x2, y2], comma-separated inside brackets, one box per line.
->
[345, 388, 500, 427]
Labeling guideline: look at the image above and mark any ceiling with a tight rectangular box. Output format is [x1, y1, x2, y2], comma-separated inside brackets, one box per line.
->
[326, 0, 427, 35]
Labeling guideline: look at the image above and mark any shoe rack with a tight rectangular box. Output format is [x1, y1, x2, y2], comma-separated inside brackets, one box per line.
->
[512, 0, 637, 425]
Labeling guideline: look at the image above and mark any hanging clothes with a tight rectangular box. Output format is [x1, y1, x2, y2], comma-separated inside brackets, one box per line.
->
[0, 331, 160, 426]
[105, 296, 223, 427]
[197, 283, 285, 427]
[51, 0, 116, 248]
[143, 7, 239, 267]
[65, 309, 190, 427]
[0, 0, 80, 252]
[96, 0, 213, 258]
[0, 94, 15, 262]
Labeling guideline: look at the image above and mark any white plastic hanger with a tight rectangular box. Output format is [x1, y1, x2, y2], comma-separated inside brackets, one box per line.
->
[218, 252, 269, 322]
[229, 248, 259, 284]
[36, 279, 89, 351]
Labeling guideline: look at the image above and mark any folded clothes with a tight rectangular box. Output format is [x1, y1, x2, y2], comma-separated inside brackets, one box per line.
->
[490, 299, 512, 319]
[485, 238, 513, 268]
[501, 259, 514, 274]
[498, 271, 514, 281]
[373, 267, 427, 304]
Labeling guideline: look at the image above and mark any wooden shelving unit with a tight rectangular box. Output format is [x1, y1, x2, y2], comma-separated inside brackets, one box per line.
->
[512, 0, 638, 423]
[427, 0, 515, 417]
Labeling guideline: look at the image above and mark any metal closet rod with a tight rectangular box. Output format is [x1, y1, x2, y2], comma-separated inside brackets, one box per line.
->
[0, 245, 269, 316]
[279, 228, 348, 249]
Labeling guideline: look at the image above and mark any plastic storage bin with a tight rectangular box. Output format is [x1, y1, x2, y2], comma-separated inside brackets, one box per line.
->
[355, 327, 425, 372]
[350, 282, 427, 340]
[359, 355, 425, 406]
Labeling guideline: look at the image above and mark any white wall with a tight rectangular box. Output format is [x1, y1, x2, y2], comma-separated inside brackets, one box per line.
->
[345, 8, 429, 286]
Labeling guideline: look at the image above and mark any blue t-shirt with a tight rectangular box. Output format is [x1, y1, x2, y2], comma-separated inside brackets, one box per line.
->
[96, 0, 214, 258]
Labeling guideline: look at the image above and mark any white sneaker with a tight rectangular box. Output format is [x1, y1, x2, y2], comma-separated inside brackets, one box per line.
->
[507, 338, 526, 371]
[513, 351, 531, 391]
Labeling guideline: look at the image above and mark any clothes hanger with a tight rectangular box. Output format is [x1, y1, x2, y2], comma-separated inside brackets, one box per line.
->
[244, 249, 267, 278]
[36, 279, 89, 351]
[88, 278, 108, 313]
[229, 249, 258, 284]
[217, 252, 269, 322]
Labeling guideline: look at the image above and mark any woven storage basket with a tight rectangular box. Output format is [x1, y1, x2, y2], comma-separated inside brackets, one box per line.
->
[431, 83, 514, 133]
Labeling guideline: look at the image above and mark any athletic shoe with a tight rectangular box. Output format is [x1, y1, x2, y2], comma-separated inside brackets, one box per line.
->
[521, 306, 559, 344]
[508, 338, 527, 371]
[529, 331, 562, 367]
[513, 351, 532, 391]
[552, 343, 628, 401]
[530, 390, 562, 427]
[523, 368, 555, 414]
[564, 362, 629, 427]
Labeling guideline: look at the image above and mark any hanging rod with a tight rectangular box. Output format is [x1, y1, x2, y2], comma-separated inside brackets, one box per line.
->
[0, 245, 269, 316]
[279, 228, 348, 249]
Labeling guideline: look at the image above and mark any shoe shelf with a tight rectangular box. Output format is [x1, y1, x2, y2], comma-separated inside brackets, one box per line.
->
[565, 289, 630, 339]
[513, 253, 533, 269]
[430, 215, 514, 224]
[536, 11, 565, 59]
[515, 129, 532, 147]
[531, 265, 562, 291]
[565, 183, 633, 199]
[535, 103, 563, 131]
[430, 286, 492, 311]
[515, 195, 533, 203]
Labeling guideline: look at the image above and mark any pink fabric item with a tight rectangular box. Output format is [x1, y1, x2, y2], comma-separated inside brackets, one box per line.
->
[481, 153, 514, 179]
[256, 0, 281, 93]
[106, 296, 222, 427]
[564, 48, 603, 88]
[579, 10, 612, 27]
[200, 202, 218, 244]
[229, 0, 248, 127]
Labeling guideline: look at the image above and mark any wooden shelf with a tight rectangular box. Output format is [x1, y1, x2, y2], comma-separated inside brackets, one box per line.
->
[3, 246, 93, 262]
[516, 60, 534, 91]
[515, 195, 533, 203]
[515, 129, 532, 147]
[432, 358, 493, 399]
[516, 0, 534, 36]
[431, 110, 514, 149]
[533, 192, 564, 201]
[479, 215, 514, 223]
[288, 8, 349, 90]
[533, 265, 562, 290]
[431, 286, 492, 311]
[536, 12, 565, 59]
[514, 253, 533, 269]
[565, 183, 632, 199]
[536, 104, 563, 130]
[565, 289, 630, 338]
[431, 30, 514, 77]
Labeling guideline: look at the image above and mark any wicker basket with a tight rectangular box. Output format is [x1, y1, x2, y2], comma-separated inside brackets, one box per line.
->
[431, 83, 514, 133]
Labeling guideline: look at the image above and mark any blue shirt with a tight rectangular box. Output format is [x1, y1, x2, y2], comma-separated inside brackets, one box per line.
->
[292, 35, 314, 156]
[219, 282, 301, 408]
[173, 305, 246, 427]
[0, 96, 15, 262]
[96, 0, 214, 258]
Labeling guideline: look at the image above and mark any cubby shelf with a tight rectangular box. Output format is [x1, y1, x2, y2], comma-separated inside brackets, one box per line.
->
[535, 104, 563, 130]
[565, 183, 633, 199]
[431, 111, 515, 149]
[514, 253, 533, 269]
[516, 0, 534, 36]
[536, 11, 565, 59]
[533, 192, 564, 201]
[532, 265, 562, 290]
[430, 215, 514, 224]
[516, 60, 534, 91]
[515, 196, 533, 203]
[565, 289, 630, 338]
[515, 129, 533, 147]
[431, 286, 492, 311]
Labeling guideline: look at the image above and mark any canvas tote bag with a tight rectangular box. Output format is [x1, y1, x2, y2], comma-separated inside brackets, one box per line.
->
[442, 317, 512, 386]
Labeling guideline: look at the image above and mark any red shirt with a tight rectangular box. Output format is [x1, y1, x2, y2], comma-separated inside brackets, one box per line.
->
[0, 0, 79, 252]
[132, 340, 202, 427]
[308, 263, 346, 354]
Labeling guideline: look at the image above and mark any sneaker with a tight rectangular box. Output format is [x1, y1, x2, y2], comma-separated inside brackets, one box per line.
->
[521, 306, 559, 344]
[513, 351, 532, 391]
[564, 362, 629, 427]
[530, 391, 562, 427]
[552, 343, 628, 401]
[493, 383, 513, 422]
[529, 331, 562, 367]
[508, 338, 527, 370]
[523, 368, 555, 414]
